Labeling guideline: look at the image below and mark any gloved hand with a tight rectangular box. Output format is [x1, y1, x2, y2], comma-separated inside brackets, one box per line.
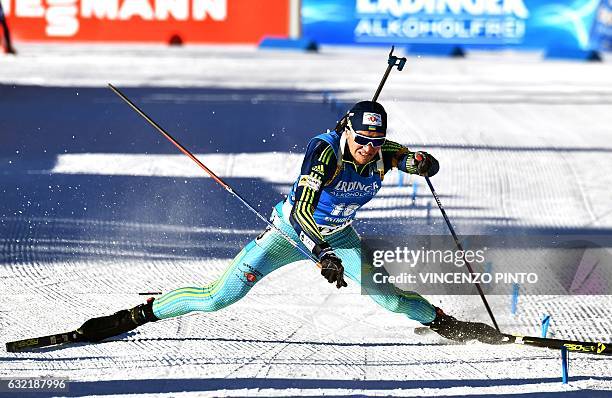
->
[320, 252, 348, 289]
[413, 151, 439, 177]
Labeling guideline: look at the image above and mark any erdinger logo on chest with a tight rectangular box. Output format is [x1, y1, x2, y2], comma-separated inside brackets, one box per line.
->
[332, 180, 380, 197]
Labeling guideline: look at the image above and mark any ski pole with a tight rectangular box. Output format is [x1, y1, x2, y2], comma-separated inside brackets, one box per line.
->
[368, 47, 500, 331]
[372, 46, 406, 102]
[0, 1, 16, 54]
[423, 174, 500, 331]
[107, 84, 322, 269]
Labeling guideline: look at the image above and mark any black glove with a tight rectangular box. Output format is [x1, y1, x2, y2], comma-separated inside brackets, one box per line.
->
[413, 151, 439, 177]
[320, 252, 348, 289]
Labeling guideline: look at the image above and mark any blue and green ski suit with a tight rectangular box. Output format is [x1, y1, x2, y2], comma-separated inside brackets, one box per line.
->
[152, 131, 437, 324]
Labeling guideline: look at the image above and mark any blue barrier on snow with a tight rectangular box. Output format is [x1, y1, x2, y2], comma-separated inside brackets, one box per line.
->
[259, 37, 318, 52]
[406, 44, 465, 57]
[544, 46, 602, 61]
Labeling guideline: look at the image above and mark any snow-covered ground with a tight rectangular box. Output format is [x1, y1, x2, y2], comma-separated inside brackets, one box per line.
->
[1, 44, 611, 397]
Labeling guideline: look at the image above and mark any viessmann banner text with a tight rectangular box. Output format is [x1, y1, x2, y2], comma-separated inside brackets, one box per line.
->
[0, 0, 289, 43]
[302, 0, 608, 50]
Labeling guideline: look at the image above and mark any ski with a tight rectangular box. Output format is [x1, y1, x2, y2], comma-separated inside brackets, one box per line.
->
[6, 331, 84, 352]
[8, 328, 610, 355]
[502, 334, 611, 356]
[415, 327, 611, 356]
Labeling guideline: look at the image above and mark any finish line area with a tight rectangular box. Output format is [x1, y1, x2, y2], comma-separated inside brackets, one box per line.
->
[1, 45, 611, 396]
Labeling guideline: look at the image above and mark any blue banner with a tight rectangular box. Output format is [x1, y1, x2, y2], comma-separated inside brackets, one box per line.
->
[303, 0, 607, 50]
[591, 0, 612, 50]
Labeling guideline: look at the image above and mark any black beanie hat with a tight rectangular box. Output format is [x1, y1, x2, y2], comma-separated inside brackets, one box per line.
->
[347, 101, 387, 134]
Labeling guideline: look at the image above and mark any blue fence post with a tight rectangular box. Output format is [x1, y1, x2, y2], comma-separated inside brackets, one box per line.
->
[561, 346, 569, 384]
[541, 314, 551, 338]
[322, 92, 343, 118]
[426, 201, 432, 225]
[511, 283, 520, 315]
[398, 170, 403, 187]
[411, 180, 418, 206]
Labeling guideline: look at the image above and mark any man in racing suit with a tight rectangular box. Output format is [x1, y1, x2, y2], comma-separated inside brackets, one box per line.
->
[77, 101, 503, 345]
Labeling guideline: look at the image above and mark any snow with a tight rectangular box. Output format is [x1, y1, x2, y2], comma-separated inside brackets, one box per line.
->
[1, 44, 611, 397]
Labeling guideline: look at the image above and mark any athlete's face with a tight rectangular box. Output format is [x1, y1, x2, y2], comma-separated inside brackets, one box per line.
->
[346, 130, 384, 165]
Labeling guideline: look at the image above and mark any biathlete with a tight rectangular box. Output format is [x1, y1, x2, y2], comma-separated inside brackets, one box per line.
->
[77, 101, 503, 345]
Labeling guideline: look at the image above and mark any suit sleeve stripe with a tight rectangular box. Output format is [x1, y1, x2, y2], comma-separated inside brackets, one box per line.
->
[318, 146, 331, 163]
[382, 143, 405, 152]
[296, 188, 324, 239]
[294, 187, 321, 232]
[295, 200, 323, 240]
[300, 196, 321, 234]
[320, 146, 334, 165]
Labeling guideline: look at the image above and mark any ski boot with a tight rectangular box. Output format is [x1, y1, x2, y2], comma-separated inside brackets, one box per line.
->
[424, 307, 504, 344]
[76, 298, 159, 342]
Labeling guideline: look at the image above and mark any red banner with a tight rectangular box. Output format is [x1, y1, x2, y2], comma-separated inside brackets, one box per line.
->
[1, 0, 289, 43]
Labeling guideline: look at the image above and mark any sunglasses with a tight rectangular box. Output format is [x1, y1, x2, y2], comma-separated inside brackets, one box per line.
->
[347, 119, 386, 148]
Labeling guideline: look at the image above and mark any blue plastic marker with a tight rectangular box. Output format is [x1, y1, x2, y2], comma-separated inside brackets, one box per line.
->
[511, 283, 520, 315]
[411, 180, 418, 205]
[322, 92, 329, 104]
[561, 346, 569, 384]
[541, 314, 551, 338]
[484, 261, 493, 275]
[426, 201, 432, 225]
[398, 170, 404, 187]
[322, 92, 343, 117]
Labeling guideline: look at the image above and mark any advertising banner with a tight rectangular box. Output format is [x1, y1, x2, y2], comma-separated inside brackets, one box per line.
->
[0, 0, 289, 43]
[303, 0, 606, 50]
[591, 0, 612, 50]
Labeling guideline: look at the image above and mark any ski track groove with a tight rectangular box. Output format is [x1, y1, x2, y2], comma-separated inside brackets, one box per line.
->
[563, 152, 598, 227]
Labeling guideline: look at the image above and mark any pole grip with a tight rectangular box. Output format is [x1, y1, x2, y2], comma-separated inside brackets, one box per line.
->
[372, 46, 406, 102]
